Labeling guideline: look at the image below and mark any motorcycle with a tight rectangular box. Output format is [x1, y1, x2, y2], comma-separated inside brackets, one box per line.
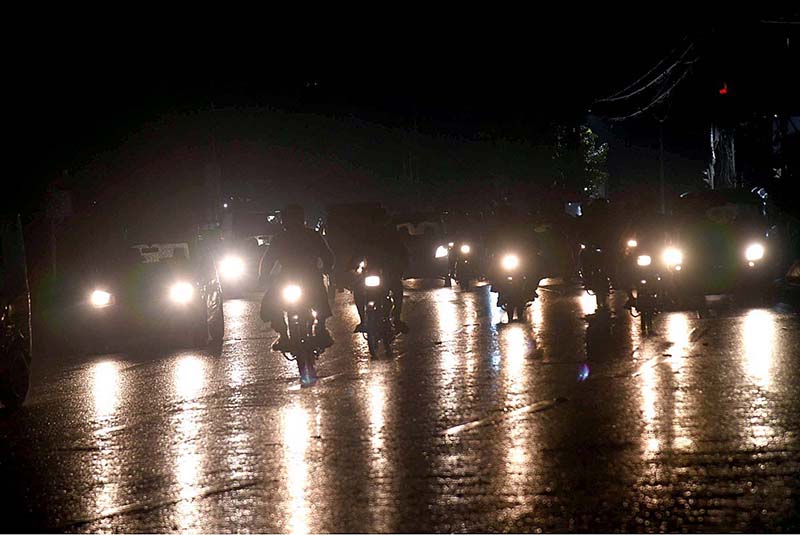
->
[0, 302, 31, 408]
[449, 242, 479, 290]
[628, 249, 663, 332]
[0, 215, 31, 408]
[491, 252, 539, 322]
[357, 260, 396, 358]
[579, 244, 612, 310]
[276, 281, 324, 387]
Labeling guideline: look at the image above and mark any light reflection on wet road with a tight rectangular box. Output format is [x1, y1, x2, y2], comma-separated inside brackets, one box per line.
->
[1, 281, 799, 532]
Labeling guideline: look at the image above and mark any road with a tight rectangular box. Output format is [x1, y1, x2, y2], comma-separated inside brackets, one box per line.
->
[2, 280, 799, 532]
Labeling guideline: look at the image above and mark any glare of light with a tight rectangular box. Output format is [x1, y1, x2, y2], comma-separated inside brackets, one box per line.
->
[435, 245, 449, 258]
[170, 281, 195, 304]
[742, 309, 775, 388]
[365, 275, 381, 287]
[637, 255, 651, 267]
[283, 285, 302, 304]
[174, 355, 206, 399]
[357, 260, 366, 274]
[675, 264, 682, 271]
[282, 405, 310, 535]
[502, 254, 520, 271]
[219, 256, 245, 280]
[666, 313, 691, 364]
[171, 355, 207, 532]
[748, 261, 755, 267]
[92, 361, 120, 419]
[460, 244, 471, 254]
[745, 243, 764, 262]
[662, 247, 683, 267]
[90, 289, 113, 308]
[223, 202, 228, 209]
[627, 239, 638, 248]
[448, 242, 454, 248]
[579, 291, 597, 315]
[578, 362, 590, 381]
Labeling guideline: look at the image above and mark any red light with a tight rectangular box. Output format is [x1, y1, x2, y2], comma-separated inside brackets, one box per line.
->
[718, 82, 728, 95]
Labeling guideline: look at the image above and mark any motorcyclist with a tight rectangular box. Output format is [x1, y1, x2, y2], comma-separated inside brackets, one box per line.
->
[486, 205, 542, 305]
[350, 212, 410, 334]
[259, 204, 335, 352]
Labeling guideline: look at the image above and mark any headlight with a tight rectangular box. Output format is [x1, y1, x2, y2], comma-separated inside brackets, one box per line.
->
[357, 260, 366, 274]
[169, 282, 195, 304]
[636, 255, 652, 267]
[282, 285, 302, 304]
[627, 239, 638, 248]
[219, 256, 245, 280]
[365, 275, 381, 287]
[502, 254, 520, 271]
[662, 247, 683, 267]
[90, 290, 113, 308]
[435, 246, 449, 258]
[745, 243, 764, 262]
[460, 244, 471, 254]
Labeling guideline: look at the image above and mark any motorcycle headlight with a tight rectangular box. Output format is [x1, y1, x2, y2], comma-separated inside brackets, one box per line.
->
[219, 255, 245, 280]
[637, 255, 652, 267]
[460, 244, 471, 254]
[502, 254, 520, 271]
[169, 282, 195, 304]
[90, 289, 113, 308]
[745, 243, 764, 262]
[365, 275, 381, 287]
[627, 239, 638, 248]
[662, 247, 683, 267]
[357, 260, 366, 274]
[435, 246, 449, 258]
[282, 284, 302, 304]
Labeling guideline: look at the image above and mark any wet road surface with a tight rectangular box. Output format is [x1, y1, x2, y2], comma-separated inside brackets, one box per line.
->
[2, 280, 800, 532]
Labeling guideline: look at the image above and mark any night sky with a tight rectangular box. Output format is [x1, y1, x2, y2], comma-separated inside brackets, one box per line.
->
[9, 11, 796, 220]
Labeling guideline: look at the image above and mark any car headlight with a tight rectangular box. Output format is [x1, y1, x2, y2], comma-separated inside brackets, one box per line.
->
[637, 255, 652, 267]
[460, 244, 471, 254]
[745, 243, 764, 262]
[365, 275, 381, 287]
[502, 254, 520, 271]
[90, 289, 113, 308]
[662, 247, 683, 267]
[169, 282, 195, 304]
[435, 246, 449, 258]
[219, 255, 245, 280]
[282, 284, 302, 304]
[627, 239, 638, 248]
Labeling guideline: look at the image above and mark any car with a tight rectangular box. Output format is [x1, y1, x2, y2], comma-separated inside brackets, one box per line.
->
[669, 188, 778, 306]
[394, 212, 450, 282]
[70, 239, 224, 353]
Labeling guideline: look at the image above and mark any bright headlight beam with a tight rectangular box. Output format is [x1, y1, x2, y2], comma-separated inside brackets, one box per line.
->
[637, 255, 652, 267]
[627, 239, 638, 248]
[663, 247, 683, 267]
[460, 244, 471, 254]
[502, 254, 520, 271]
[745, 243, 764, 262]
[282, 285, 302, 304]
[90, 290, 112, 307]
[219, 256, 245, 279]
[169, 282, 194, 304]
[435, 246, 449, 258]
[365, 275, 381, 287]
